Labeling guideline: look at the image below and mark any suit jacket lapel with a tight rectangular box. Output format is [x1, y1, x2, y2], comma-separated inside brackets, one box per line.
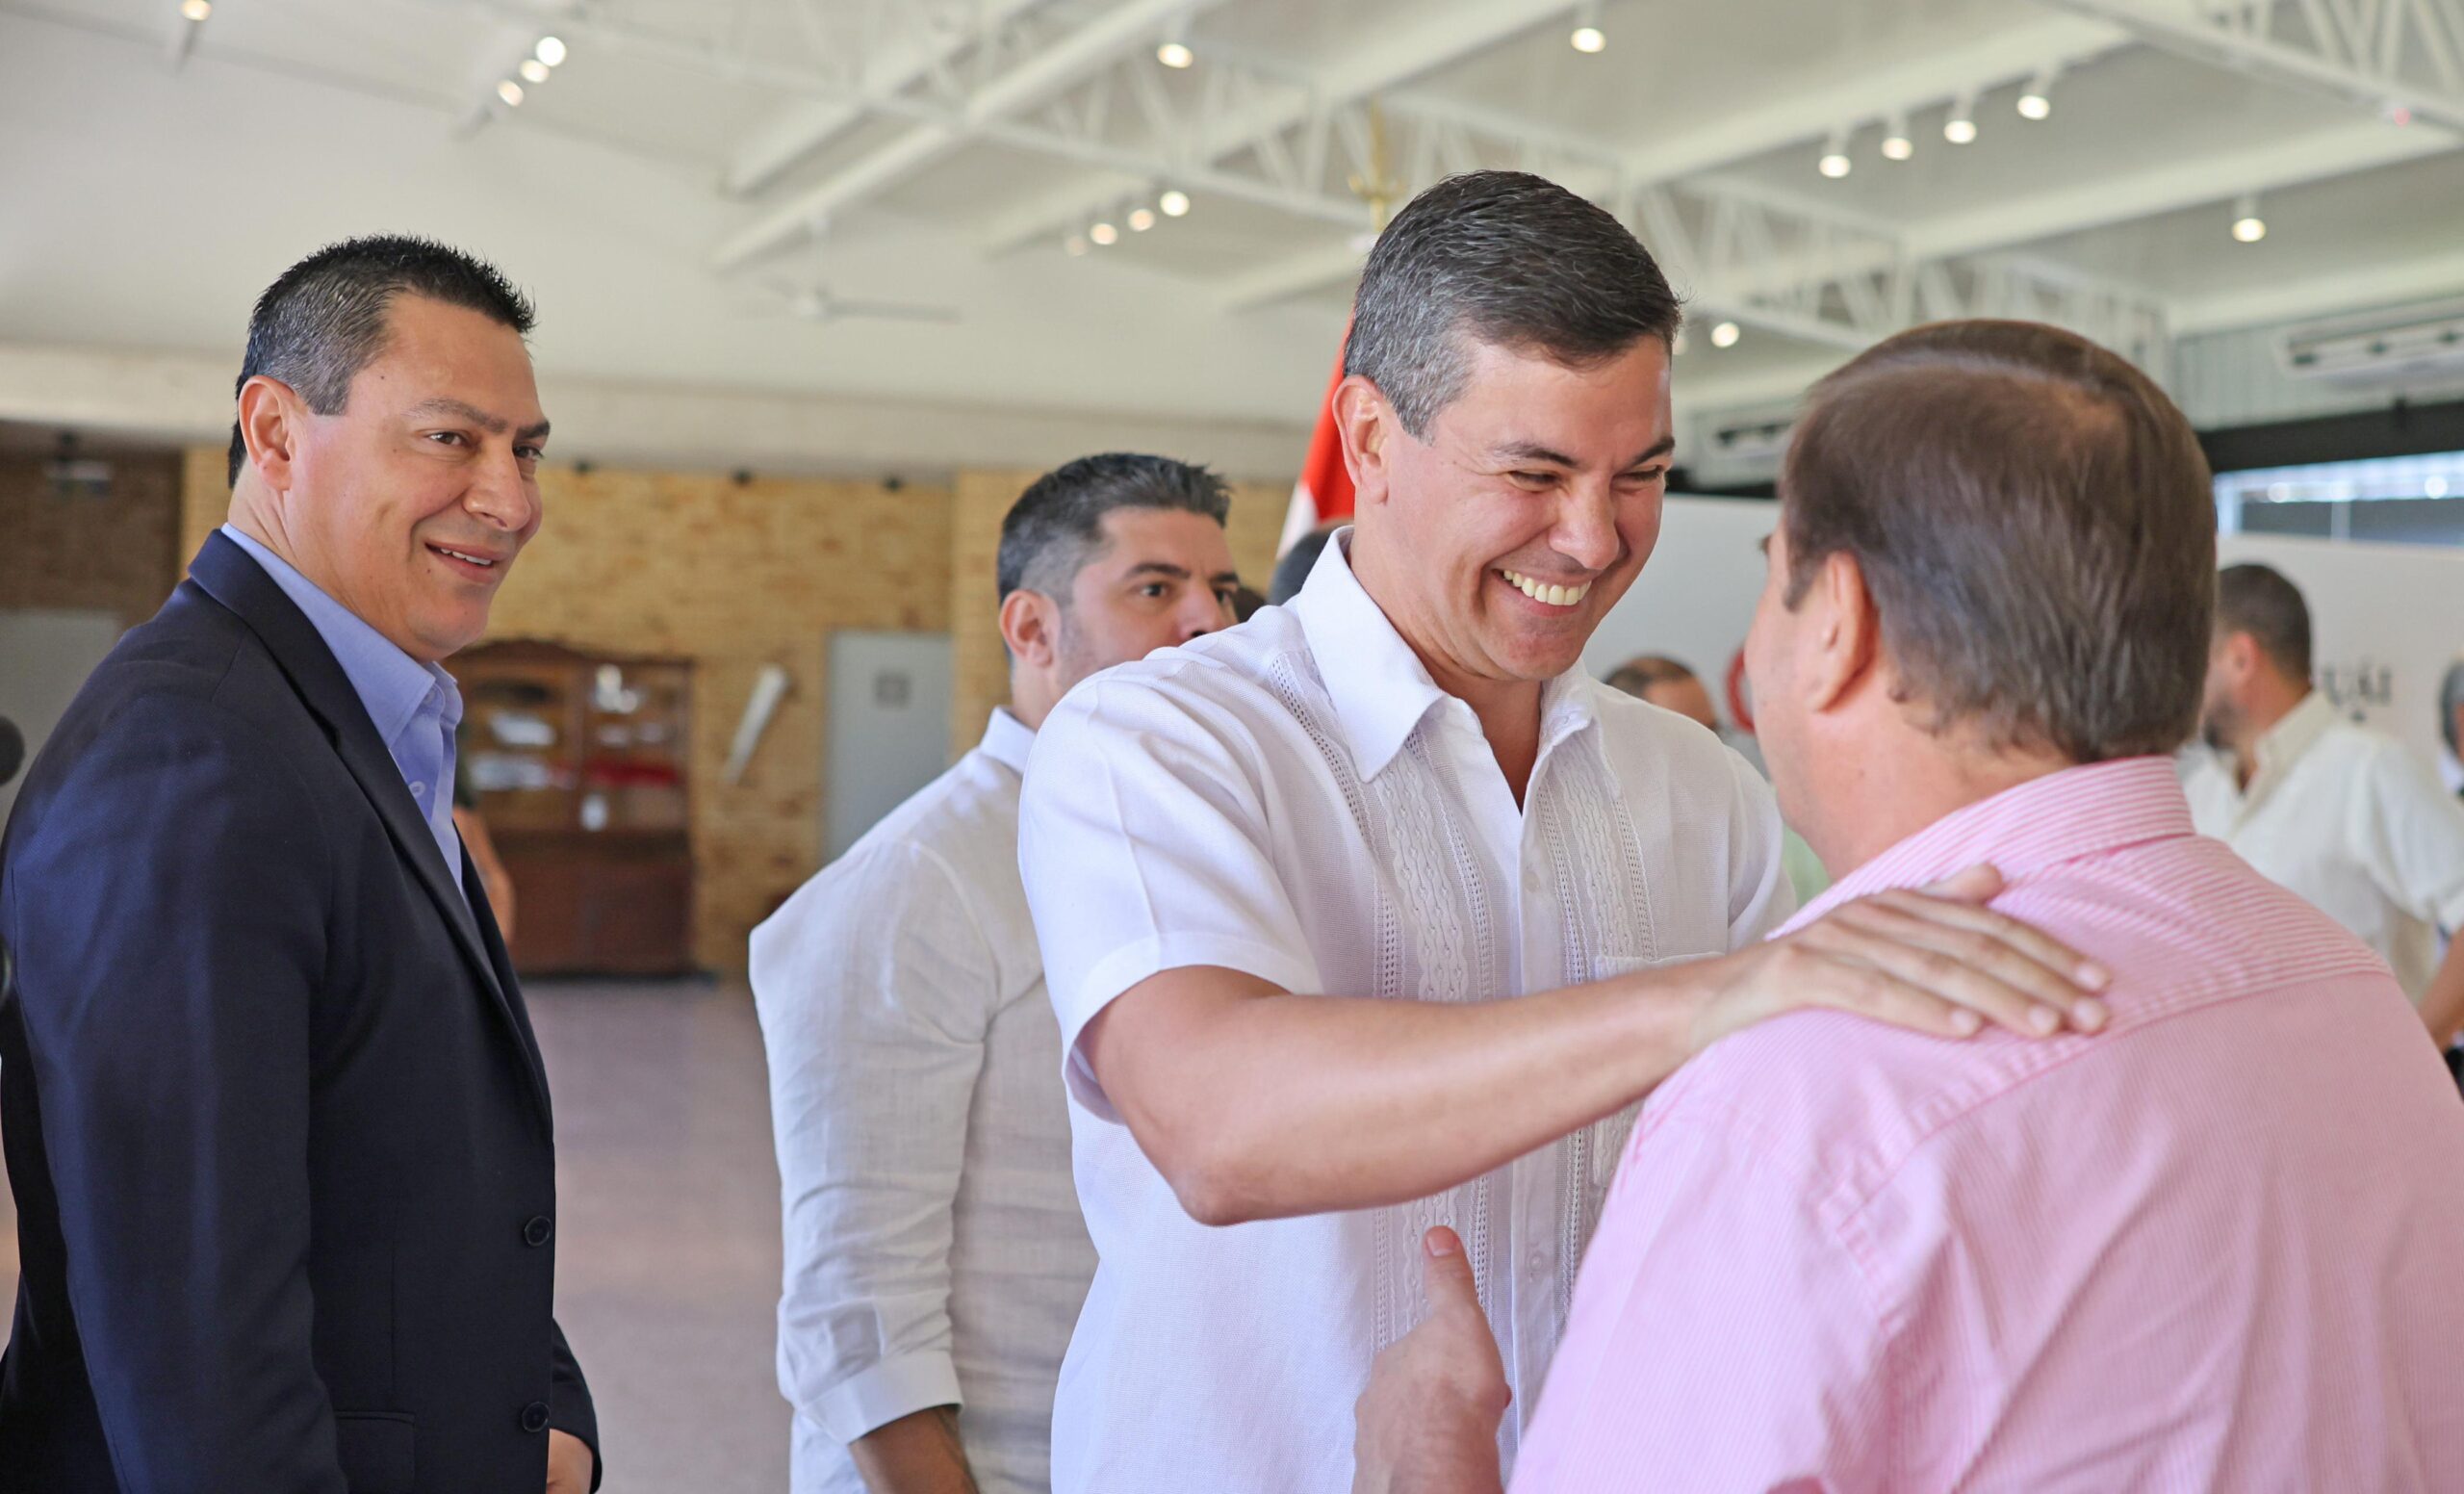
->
[188, 532, 553, 1127]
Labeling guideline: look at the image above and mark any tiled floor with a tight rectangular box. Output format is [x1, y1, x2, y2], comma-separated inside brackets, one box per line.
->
[0, 979, 792, 1493]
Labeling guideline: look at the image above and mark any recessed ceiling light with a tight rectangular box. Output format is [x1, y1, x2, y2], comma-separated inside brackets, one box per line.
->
[520, 59, 551, 84]
[1159, 189, 1192, 218]
[535, 36, 567, 67]
[1090, 221, 1119, 246]
[1128, 206, 1157, 232]
[1157, 39, 1194, 68]
[1710, 321, 1741, 348]
[496, 79, 526, 107]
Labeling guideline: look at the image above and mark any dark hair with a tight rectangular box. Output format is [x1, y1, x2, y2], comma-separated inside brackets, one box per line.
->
[1603, 654, 1699, 700]
[996, 452, 1231, 604]
[1346, 170, 1681, 437]
[2443, 658, 2464, 756]
[2216, 563, 2313, 683]
[1269, 524, 1340, 606]
[1782, 319, 2216, 763]
[228, 235, 535, 486]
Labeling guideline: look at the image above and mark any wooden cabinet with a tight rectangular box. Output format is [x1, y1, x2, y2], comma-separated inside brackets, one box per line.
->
[450, 641, 696, 977]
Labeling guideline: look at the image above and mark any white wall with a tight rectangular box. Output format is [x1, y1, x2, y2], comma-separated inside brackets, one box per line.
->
[1585, 496, 1777, 730]
[1592, 498, 2464, 781]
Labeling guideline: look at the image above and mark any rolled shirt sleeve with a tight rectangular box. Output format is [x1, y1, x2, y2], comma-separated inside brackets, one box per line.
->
[749, 841, 996, 1444]
[1017, 674, 1322, 1122]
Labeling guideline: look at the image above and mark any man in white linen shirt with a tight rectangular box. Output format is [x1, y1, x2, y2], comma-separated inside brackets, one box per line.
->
[751, 454, 1244, 1493]
[2187, 562, 2464, 1044]
[1015, 170, 2108, 1493]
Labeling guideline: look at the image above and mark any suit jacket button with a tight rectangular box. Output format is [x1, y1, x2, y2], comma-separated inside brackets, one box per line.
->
[523, 1215, 554, 1248]
[520, 1401, 552, 1434]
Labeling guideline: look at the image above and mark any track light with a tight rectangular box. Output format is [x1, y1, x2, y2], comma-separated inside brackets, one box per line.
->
[1065, 233, 1091, 257]
[1817, 130, 1852, 179]
[1944, 93, 1978, 144]
[179, 0, 211, 19]
[1128, 206, 1157, 232]
[535, 36, 567, 67]
[519, 58, 551, 83]
[2017, 65, 2057, 120]
[1880, 115, 1913, 161]
[1090, 220, 1119, 246]
[2230, 193, 2266, 243]
[1159, 189, 1192, 218]
[1570, 2, 1605, 53]
[1156, 20, 1194, 69]
[496, 79, 526, 107]
[1709, 321, 1741, 349]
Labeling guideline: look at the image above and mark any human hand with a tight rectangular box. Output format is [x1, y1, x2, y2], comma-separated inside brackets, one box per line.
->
[1353, 1227, 1508, 1494]
[1689, 863, 2110, 1055]
[546, 1429, 595, 1494]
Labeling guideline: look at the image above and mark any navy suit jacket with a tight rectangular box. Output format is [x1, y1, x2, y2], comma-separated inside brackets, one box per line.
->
[0, 533, 599, 1492]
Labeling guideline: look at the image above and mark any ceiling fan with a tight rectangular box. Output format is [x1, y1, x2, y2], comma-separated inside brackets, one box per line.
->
[766, 280, 962, 325]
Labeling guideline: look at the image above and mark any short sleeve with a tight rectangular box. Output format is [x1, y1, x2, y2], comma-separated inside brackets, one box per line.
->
[1511, 1108, 1891, 1492]
[1017, 673, 1322, 1121]
[2356, 737, 2464, 933]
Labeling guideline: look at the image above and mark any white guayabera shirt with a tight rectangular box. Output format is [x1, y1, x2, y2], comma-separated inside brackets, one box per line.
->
[2185, 689, 2464, 1002]
[751, 708, 1095, 1494]
[1017, 535, 1795, 1494]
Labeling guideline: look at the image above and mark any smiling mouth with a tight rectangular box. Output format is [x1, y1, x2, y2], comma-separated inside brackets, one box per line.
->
[1499, 567, 1592, 608]
[428, 543, 501, 571]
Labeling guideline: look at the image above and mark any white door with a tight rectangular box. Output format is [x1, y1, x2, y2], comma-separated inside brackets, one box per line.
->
[825, 631, 954, 862]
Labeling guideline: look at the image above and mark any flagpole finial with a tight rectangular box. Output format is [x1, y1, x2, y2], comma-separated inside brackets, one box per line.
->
[1347, 99, 1406, 234]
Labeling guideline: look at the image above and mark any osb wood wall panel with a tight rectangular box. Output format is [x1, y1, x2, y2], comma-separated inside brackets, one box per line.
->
[178, 445, 230, 572]
[478, 467, 953, 972]
[0, 452, 184, 628]
[948, 467, 1293, 757]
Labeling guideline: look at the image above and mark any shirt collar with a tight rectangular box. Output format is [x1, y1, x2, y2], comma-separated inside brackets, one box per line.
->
[218, 524, 458, 751]
[1778, 756, 2194, 937]
[2252, 689, 2338, 785]
[1286, 529, 1603, 783]
[1286, 529, 1449, 780]
[979, 707, 1034, 775]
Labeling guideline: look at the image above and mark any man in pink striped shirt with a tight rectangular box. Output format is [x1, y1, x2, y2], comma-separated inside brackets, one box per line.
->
[1355, 320, 2464, 1493]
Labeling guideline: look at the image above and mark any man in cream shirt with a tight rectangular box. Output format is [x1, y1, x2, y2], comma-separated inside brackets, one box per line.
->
[1017, 171, 2105, 1492]
[752, 454, 1243, 1493]
[2187, 562, 2464, 1046]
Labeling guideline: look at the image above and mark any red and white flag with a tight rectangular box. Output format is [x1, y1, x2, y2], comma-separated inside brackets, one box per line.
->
[1278, 335, 1355, 555]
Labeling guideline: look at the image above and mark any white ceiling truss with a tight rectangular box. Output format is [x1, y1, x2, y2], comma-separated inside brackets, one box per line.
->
[2040, 0, 2464, 130]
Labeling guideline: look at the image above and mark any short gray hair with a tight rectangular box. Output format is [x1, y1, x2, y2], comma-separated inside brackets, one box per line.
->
[1346, 170, 1682, 437]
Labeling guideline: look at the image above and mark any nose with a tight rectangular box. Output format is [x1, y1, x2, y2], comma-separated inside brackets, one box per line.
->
[465, 447, 539, 535]
[1552, 479, 1623, 575]
[1179, 586, 1229, 641]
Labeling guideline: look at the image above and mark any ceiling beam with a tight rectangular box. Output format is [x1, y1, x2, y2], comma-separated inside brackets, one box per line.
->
[710, 0, 1224, 270]
[2172, 245, 2464, 334]
[2038, 0, 2464, 132]
[721, 0, 1050, 198]
[1214, 12, 2134, 310]
[977, 0, 1563, 255]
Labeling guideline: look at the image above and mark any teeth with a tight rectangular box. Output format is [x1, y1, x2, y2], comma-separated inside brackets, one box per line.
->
[1500, 568, 1590, 607]
[437, 547, 496, 568]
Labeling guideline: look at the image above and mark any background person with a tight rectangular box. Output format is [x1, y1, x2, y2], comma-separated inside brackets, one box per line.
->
[2187, 563, 2464, 1046]
[0, 237, 597, 1492]
[1016, 172, 2102, 1492]
[751, 454, 1240, 1494]
[1358, 319, 2464, 1494]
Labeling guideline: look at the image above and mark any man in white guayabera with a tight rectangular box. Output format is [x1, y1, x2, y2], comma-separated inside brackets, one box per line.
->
[1015, 169, 2109, 1493]
[753, 455, 1242, 1493]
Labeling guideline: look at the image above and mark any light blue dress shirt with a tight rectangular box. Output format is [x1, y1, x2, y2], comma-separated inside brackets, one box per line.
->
[219, 526, 466, 892]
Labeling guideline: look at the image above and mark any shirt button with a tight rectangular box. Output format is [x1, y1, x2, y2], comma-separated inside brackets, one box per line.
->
[409, 782, 428, 798]
[523, 1215, 554, 1249]
[519, 1401, 551, 1434]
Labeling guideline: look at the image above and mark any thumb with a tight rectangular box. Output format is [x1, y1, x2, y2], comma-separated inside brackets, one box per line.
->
[1422, 1225, 1478, 1310]
[1921, 863, 2005, 903]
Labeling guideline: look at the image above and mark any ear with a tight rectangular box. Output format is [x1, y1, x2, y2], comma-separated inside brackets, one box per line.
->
[1330, 374, 1393, 506]
[237, 374, 306, 494]
[998, 588, 1062, 670]
[1797, 549, 1882, 716]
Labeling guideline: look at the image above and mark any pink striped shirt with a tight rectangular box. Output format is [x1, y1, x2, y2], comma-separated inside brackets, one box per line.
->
[1513, 757, 2464, 1493]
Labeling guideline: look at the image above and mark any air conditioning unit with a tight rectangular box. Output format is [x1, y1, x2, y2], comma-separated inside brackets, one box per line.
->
[2278, 298, 2464, 388]
[1686, 403, 1797, 487]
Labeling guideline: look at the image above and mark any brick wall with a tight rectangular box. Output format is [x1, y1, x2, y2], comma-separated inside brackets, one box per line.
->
[0, 451, 183, 626]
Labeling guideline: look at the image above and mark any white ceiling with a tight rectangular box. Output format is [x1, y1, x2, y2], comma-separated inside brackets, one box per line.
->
[2, 0, 2459, 473]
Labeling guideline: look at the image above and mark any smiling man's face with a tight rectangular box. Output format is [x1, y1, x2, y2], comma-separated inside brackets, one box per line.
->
[271, 294, 549, 661]
[1351, 334, 1674, 693]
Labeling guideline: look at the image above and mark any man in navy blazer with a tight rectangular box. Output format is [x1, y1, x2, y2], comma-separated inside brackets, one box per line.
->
[0, 238, 599, 1492]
